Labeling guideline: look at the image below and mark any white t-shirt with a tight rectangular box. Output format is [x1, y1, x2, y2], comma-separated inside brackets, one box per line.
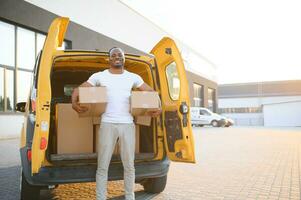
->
[87, 69, 144, 123]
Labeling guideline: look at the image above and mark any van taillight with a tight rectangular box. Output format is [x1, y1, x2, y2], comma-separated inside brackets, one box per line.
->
[40, 137, 47, 150]
[27, 149, 32, 162]
[31, 99, 36, 112]
[30, 88, 36, 112]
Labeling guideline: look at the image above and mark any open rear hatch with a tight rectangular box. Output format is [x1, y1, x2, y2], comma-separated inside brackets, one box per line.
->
[47, 54, 158, 165]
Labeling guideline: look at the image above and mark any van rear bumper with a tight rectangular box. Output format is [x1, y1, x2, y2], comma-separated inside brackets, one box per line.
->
[20, 147, 170, 186]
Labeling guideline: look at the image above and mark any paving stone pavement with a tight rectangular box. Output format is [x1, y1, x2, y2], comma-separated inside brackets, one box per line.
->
[1, 127, 301, 199]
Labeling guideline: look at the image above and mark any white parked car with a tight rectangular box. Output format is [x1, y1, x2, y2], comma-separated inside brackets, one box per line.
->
[190, 107, 227, 127]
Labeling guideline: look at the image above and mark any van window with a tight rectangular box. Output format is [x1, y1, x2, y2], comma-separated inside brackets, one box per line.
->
[165, 62, 180, 100]
[33, 51, 42, 88]
[200, 110, 210, 115]
[191, 109, 198, 114]
[64, 84, 78, 96]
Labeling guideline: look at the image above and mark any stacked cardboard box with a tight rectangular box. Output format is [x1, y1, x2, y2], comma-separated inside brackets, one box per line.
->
[56, 103, 93, 154]
[56, 104, 139, 155]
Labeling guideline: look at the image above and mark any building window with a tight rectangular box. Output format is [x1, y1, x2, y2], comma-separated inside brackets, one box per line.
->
[17, 70, 33, 103]
[193, 83, 203, 107]
[200, 109, 210, 115]
[36, 33, 46, 55]
[0, 21, 15, 66]
[208, 88, 216, 112]
[0, 20, 71, 113]
[165, 62, 180, 100]
[17, 27, 36, 70]
[218, 107, 263, 113]
[0, 68, 4, 111]
[6, 69, 14, 111]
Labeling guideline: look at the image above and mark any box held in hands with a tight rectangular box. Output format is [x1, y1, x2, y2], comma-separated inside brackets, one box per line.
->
[131, 91, 160, 126]
[78, 87, 107, 117]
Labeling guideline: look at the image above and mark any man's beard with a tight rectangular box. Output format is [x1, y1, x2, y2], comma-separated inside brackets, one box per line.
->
[112, 63, 123, 68]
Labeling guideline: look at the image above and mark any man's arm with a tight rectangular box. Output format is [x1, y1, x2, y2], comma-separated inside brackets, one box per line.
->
[137, 83, 162, 117]
[136, 83, 155, 91]
[71, 81, 93, 113]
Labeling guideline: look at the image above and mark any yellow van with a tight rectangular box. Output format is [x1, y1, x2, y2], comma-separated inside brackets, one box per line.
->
[17, 17, 195, 199]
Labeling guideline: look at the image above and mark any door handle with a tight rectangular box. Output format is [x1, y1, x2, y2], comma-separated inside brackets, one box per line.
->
[179, 102, 189, 127]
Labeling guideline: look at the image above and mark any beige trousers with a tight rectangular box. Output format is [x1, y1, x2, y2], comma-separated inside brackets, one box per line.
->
[96, 122, 136, 200]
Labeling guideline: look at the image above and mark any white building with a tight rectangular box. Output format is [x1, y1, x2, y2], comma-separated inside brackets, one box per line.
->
[218, 80, 301, 127]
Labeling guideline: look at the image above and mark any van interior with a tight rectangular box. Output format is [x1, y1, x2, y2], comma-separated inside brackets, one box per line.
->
[47, 54, 158, 165]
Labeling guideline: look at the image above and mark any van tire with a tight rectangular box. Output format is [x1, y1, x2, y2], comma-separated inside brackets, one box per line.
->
[20, 172, 40, 200]
[211, 120, 219, 127]
[142, 175, 167, 193]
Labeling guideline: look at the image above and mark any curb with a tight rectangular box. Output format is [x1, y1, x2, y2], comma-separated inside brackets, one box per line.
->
[0, 136, 20, 140]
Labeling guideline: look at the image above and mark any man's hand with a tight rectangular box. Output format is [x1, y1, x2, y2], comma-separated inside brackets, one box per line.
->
[137, 83, 162, 117]
[72, 102, 88, 113]
[71, 82, 93, 113]
[146, 108, 162, 117]
[137, 83, 154, 91]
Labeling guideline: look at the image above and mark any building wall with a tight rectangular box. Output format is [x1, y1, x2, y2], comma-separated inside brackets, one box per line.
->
[0, 0, 146, 54]
[219, 81, 301, 127]
[25, 0, 165, 53]
[187, 71, 218, 112]
[0, 115, 24, 139]
[219, 95, 301, 126]
[219, 80, 301, 98]
[219, 97, 262, 108]
[219, 95, 301, 108]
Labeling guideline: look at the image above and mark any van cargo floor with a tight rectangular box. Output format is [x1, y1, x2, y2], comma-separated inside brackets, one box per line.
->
[50, 153, 155, 163]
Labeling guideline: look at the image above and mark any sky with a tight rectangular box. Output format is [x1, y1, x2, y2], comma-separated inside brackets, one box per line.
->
[121, 0, 301, 84]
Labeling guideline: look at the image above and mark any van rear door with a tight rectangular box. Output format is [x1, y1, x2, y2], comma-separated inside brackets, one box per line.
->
[151, 37, 195, 163]
[31, 17, 69, 174]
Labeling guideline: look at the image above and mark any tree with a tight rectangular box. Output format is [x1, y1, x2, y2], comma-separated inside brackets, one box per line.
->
[0, 96, 3, 111]
[0, 96, 13, 111]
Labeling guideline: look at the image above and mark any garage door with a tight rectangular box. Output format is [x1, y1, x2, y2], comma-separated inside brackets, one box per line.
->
[263, 101, 301, 127]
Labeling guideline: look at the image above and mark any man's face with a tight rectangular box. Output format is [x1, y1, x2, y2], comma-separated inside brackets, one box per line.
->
[109, 48, 125, 68]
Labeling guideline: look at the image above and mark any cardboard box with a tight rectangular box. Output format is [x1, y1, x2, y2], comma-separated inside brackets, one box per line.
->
[135, 116, 152, 126]
[94, 124, 140, 154]
[56, 103, 140, 155]
[56, 103, 93, 154]
[130, 91, 160, 116]
[78, 87, 107, 117]
[92, 117, 101, 125]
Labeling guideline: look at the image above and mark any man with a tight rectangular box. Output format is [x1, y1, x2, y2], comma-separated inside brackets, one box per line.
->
[71, 47, 161, 200]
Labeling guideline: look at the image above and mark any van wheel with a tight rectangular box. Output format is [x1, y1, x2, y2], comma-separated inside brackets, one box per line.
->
[20, 172, 40, 200]
[142, 175, 167, 193]
[211, 120, 219, 127]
